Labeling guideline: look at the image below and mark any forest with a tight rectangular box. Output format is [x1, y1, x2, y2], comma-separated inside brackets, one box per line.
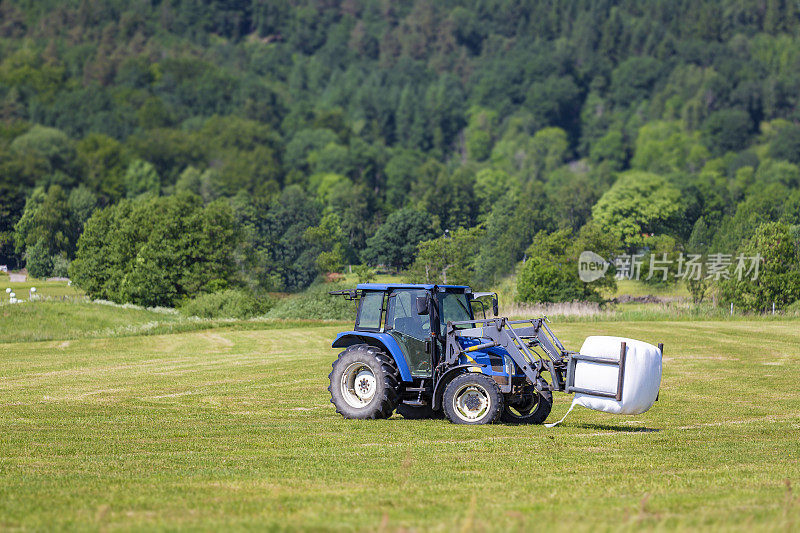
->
[1, 0, 800, 311]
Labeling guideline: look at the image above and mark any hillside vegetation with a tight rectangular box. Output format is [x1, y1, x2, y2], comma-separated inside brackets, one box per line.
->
[1, 1, 800, 310]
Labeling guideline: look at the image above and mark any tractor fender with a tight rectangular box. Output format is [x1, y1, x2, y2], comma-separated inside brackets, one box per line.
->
[332, 332, 413, 382]
[431, 364, 483, 411]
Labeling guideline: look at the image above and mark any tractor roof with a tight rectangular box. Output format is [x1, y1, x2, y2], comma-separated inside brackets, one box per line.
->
[356, 283, 469, 291]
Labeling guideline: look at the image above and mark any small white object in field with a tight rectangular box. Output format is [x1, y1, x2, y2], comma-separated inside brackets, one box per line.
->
[9, 292, 15, 299]
[31, 287, 36, 292]
[5, 288, 10, 293]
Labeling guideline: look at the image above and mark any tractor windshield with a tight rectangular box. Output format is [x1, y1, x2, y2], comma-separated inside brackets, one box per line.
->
[438, 292, 472, 330]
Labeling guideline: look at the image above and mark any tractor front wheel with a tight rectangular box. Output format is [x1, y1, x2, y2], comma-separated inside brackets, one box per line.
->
[442, 373, 503, 425]
[329, 344, 400, 419]
[501, 390, 552, 424]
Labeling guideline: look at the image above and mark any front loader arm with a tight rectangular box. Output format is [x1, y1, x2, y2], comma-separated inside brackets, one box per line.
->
[444, 317, 570, 396]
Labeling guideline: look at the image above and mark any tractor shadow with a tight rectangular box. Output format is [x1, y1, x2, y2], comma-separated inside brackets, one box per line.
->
[573, 423, 661, 433]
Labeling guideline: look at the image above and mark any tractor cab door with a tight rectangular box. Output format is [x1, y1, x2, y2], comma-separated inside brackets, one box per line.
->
[386, 288, 433, 378]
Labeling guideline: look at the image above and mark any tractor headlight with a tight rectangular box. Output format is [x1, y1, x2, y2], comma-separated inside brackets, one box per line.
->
[505, 355, 514, 378]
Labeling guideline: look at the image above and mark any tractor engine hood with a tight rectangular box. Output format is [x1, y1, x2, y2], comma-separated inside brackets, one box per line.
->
[456, 337, 519, 377]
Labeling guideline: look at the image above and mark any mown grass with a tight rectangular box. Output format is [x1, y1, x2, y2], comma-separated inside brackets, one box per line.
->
[0, 315, 798, 531]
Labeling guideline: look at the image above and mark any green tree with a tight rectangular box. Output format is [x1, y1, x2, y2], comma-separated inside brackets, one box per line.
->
[405, 226, 484, 286]
[525, 76, 581, 134]
[303, 213, 347, 275]
[24, 239, 53, 279]
[76, 133, 129, 202]
[609, 56, 663, 106]
[768, 123, 800, 164]
[702, 110, 753, 156]
[719, 222, 800, 311]
[491, 123, 569, 181]
[354, 264, 376, 283]
[233, 185, 322, 291]
[70, 193, 240, 307]
[517, 230, 584, 304]
[9, 125, 77, 186]
[362, 208, 435, 270]
[474, 168, 511, 214]
[68, 186, 97, 233]
[385, 149, 425, 208]
[124, 160, 160, 198]
[0, 184, 25, 268]
[631, 121, 709, 174]
[516, 226, 616, 304]
[14, 185, 75, 261]
[544, 166, 600, 232]
[474, 190, 555, 285]
[592, 171, 684, 249]
[589, 129, 627, 172]
[465, 106, 499, 161]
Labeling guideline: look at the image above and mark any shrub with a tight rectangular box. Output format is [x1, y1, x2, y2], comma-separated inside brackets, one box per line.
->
[51, 254, 70, 278]
[354, 264, 376, 283]
[517, 256, 588, 303]
[180, 289, 274, 319]
[266, 282, 355, 320]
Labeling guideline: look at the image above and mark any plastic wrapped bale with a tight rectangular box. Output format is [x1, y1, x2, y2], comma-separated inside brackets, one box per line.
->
[571, 336, 662, 415]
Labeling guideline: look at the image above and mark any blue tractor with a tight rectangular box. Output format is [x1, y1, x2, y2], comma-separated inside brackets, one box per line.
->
[328, 283, 573, 424]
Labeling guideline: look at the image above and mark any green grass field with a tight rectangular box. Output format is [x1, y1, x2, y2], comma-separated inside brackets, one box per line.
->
[1, 305, 799, 531]
[0, 275, 84, 300]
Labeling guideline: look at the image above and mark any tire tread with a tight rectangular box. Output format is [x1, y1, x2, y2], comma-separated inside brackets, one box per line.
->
[328, 344, 400, 420]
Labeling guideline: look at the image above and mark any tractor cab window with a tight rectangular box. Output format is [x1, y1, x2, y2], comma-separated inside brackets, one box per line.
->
[387, 289, 429, 338]
[439, 292, 472, 330]
[356, 291, 384, 331]
[470, 298, 487, 319]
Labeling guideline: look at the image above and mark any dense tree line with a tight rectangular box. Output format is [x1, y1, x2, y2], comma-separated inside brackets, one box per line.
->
[1, 0, 799, 310]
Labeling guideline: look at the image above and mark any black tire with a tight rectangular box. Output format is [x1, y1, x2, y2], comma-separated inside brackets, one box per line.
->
[328, 344, 400, 419]
[395, 403, 441, 420]
[501, 390, 553, 424]
[442, 373, 504, 425]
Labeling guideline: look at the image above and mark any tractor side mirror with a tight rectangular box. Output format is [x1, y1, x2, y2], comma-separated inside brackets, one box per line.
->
[415, 296, 429, 315]
[492, 297, 499, 316]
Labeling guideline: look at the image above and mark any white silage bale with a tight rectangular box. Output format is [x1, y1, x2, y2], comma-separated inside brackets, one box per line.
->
[546, 335, 662, 426]
[574, 336, 662, 415]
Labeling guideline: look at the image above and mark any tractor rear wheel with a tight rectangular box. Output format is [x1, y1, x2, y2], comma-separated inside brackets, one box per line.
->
[328, 344, 400, 419]
[501, 390, 552, 424]
[442, 373, 503, 425]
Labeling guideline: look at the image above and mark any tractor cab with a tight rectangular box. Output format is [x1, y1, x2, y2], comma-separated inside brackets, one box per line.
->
[341, 284, 497, 378]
